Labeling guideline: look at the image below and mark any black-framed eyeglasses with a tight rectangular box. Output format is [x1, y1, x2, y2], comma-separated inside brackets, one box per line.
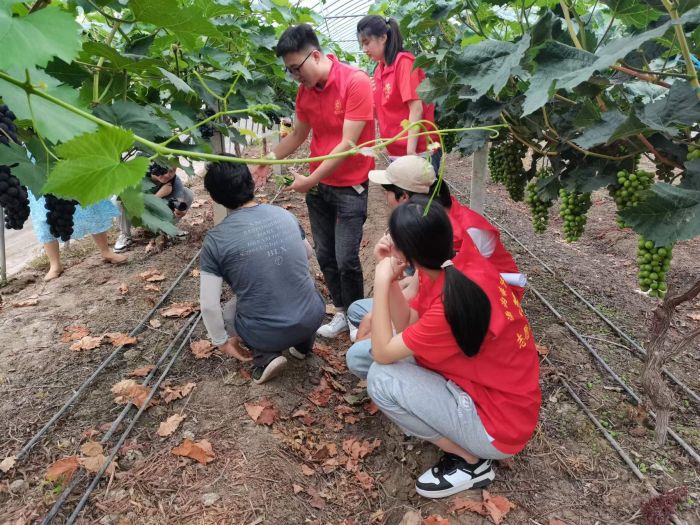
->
[285, 50, 314, 76]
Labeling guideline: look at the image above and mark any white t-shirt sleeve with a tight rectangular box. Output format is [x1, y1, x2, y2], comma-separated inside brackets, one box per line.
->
[200, 271, 228, 346]
[467, 227, 497, 258]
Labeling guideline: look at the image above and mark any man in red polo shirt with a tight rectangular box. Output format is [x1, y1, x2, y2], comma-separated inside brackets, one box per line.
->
[251, 24, 375, 339]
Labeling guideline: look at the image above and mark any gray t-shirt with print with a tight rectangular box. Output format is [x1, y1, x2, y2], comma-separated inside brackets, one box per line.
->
[200, 204, 324, 351]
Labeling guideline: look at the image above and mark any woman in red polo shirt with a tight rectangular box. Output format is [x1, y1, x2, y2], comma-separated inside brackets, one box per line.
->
[357, 15, 440, 171]
[367, 196, 541, 498]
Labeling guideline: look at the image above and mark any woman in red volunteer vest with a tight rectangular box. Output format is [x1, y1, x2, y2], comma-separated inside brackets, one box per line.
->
[367, 195, 541, 498]
[357, 15, 440, 171]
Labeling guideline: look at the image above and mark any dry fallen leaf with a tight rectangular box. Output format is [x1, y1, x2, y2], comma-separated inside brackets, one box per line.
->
[138, 270, 166, 282]
[190, 339, 215, 359]
[104, 332, 137, 347]
[292, 483, 304, 494]
[449, 495, 487, 516]
[364, 401, 379, 415]
[128, 365, 154, 378]
[483, 490, 516, 524]
[291, 409, 315, 426]
[342, 438, 381, 460]
[70, 335, 104, 352]
[111, 379, 154, 408]
[536, 344, 550, 356]
[158, 414, 186, 437]
[308, 378, 334, 407]
[190, 269, 201, 278]
[160, 382, 196, 404]
[354, 470, 374, 490]
[45, 456, 80, 483]
[244, 398, 279, 426]
[301, 465, 315, 476]
[313, 343, 346, 371]
[118, 283, 129, 295]
[149, 318, 162, 328]
[80, 441, 103, 457]
[306, 486, 326, 510]
[79, 454, 116, 476]
[160, 302, 198, 318]
[144, 283, 161, 292]
[61, 325, 90, 343]
[172, 438, 215, 464]
[0, 455, 16, 473]
[423, 516, 449, 525]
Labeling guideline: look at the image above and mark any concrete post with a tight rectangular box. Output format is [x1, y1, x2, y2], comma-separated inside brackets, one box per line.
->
[470, 144, 488, 214]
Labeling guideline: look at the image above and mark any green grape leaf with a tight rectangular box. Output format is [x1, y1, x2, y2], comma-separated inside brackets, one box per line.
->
[158, 67, 195, 94]
[81, 42, 161, 73]
[93, 101, 172, 141]
[0, 141, 48, 195]
[456, 130, 490, 156]
[620, 183, 700, 244]
[601, 0, 663, 29]
[453, 36, 531, 100]
[638, 81, 700, 136]
[139, 193, 177, 236]
[119, 184, 145, 218]
[0, 70, 97, 143]
[43, 127, 148, 205]
[572, 110, 626, 149]
[130, 0, 221, 45]
[0, 2, 81, 70]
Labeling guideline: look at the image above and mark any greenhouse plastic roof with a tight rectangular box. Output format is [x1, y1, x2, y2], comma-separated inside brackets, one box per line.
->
[303, 0, 375, 53]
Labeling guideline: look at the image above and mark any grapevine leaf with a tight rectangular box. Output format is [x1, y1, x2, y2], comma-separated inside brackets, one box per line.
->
[572, 110, 626, 148]
[94, 101, 171, 141]
[119, 184, 145, 219]
[0, 71, 97, 143]
[682, 159, 700, 190]
[523, 42, 597, 115]
[457, 131, 490, 156]
[620, 183, 700, 244]
[0, 2, 81, 70]
[0, 142, 48, 195]
[638, 81, 700, 136]
[81, 42, 161, 73]
[601, 0, 663, 29]
[43, 127, 148, 205]
[452, 36, 531, 100]
[129, 0, 221, 47]
[608, 113, 648, 142]
[158, 67, 196, 95]
[562, 160, 619, 192]
[138, 193, 177, 236]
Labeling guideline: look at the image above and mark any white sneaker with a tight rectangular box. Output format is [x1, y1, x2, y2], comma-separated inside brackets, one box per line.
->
[415, 454, 494, 499]
[349, 324, 359, 343]
[317, 312, 348, 338]
[114, 233, 133, 253]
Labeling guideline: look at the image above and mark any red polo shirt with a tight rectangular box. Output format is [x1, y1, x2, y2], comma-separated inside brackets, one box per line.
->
[373, 51, 438, 157]
[296, 55, 375, 187]
[403, 253, 541, 455]
[448, 196, 524, 299]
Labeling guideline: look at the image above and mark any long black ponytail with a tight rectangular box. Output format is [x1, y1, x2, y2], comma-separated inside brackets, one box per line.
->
[389, 196, 491, 357]
[357, 15, 404, 65]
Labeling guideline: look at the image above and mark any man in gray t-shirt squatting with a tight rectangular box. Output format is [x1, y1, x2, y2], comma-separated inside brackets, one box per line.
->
[199, 158, 325, 384]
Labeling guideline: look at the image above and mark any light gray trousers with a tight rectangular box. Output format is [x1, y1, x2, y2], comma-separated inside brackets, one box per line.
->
[367, 359, 512, 461]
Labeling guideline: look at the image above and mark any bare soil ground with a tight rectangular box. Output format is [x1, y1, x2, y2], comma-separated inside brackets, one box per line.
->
[0, 152, 698, 525]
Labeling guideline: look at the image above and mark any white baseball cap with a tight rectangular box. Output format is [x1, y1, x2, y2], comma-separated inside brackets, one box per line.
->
[368, 155, 436, 194]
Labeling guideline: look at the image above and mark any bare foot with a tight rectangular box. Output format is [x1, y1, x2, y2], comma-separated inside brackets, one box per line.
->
[219, 336, 253, 362]
[102, 252, 128, 265]
[44, 265, 64, 281]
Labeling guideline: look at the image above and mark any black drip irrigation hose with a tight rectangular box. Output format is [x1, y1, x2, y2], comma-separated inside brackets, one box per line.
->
[40, 314, 199, 525]
[530, 283, 700, 466]
[63, 314, 202, 525]
[546, 356, 686, 525]
[7, 249, 201, 468]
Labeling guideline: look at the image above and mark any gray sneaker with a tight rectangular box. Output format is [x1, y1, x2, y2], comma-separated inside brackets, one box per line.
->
[114, 233, 133, 253]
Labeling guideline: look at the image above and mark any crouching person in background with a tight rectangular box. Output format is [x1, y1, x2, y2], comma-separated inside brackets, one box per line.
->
[366, 196, 541, 498]
[199, 158, 325, 384]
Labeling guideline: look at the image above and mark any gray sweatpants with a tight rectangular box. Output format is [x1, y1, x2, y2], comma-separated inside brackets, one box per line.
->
[367, 359, 512, 461]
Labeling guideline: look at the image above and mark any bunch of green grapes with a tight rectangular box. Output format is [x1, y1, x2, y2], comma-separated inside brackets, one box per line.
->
[525, 169, 554, 233]
[559, 189, 592, 242]
[487, 139, 527, 200]
[637, 237, 672, 298]
[610, 169, 653, 228]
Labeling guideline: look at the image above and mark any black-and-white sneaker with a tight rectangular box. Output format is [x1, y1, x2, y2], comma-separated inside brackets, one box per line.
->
[415, 453, 494, 499]
[252, 356, 288, 384]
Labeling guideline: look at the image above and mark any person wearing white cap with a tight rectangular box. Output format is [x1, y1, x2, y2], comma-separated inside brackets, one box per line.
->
[346, 156, 526, 379]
